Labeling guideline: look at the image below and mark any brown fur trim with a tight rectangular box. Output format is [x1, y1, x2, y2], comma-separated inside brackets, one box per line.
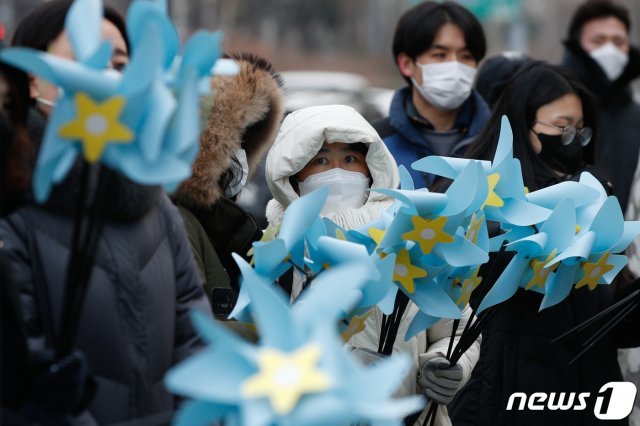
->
[174, 54, 285, 208]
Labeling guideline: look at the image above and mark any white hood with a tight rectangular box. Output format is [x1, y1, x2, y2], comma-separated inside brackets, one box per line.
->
[266, 104, 400, 210]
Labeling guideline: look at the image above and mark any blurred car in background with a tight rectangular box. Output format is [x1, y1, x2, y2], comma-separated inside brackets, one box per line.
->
[280, 70, 392, 121]
[237, 70, 394, 228]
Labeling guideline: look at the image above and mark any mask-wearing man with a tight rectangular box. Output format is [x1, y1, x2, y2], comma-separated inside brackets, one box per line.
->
[562, 0, 640, 214]
[372, 1, 490, 189]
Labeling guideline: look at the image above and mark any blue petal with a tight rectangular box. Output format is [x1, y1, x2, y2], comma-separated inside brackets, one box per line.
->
[126, 1, 178, 69]
[178, 30, 222, 81]
[0, 50, 119, 98]
[539, 263, 581, 310]
[477, 255, 530, 313]
[410, 280, 461, 319]
[165, 348, 251, 403]
[405, 310, 441, 341]
[172, 400, 234, 426]
[65, 0, 102, 63]
[279, 187, 329, 249]
[234, 254, 300, 349]
[588, 196, 624, 253]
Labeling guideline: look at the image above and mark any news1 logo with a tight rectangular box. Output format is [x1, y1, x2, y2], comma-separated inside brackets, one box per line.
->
[506, 382, 638, 420]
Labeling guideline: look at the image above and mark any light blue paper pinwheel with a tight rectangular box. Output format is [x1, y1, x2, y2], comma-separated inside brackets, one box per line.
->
[0, 0, 222, 201]
[538, 173, 640, 310]
[361, 161, 489, 326]
[413, 116, 552, 227]
[165, 258, 424, 426]
[230, 187, 330, 320]
[300, 232, 400, 324]
[475, 197, 579, 313]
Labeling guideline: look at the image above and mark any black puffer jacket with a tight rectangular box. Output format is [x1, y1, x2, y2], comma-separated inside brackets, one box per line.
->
[450, 276, 640, 425]
[561, 41, 640, 213]
[449, 166, 640, 426]
[0, 170, 212, 425]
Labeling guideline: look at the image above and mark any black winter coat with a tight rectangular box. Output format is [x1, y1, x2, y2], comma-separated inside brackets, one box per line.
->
[561, 41, 640, 213]
[450, 167, 640, 425]
[0, 177, 212, 425]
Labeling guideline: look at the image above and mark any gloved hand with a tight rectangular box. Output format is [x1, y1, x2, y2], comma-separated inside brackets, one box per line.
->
[26, 350, 96, 418]
[418, 356, 463, 405]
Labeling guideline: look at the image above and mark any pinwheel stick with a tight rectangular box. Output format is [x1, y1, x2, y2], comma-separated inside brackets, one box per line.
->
[57, 162, 111, 357]
[422, 242, 508, 426]
[568, 296, 639, 365]
[378, 291, 410, 355]
[552, 288, 640, 344]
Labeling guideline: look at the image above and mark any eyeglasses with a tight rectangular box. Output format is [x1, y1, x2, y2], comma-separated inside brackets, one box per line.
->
[534, 120, 592, 147]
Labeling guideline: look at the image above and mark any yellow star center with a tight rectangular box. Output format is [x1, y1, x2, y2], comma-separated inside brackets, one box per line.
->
[335, 229, 347, 241]
[402, 215, 454, 255]
[393, 249, 427, 294]
[575, 252, 615, 290]
[341, 310, 372, 341]
[466, 213, 484, 244]
[248, 223, 282, 264]
[59, 92, 133, 163]
[482, 173, 504, 208]
[525, 249, 558, 290]
[242, 344, 331, 414]
[456, 269, 482, 306]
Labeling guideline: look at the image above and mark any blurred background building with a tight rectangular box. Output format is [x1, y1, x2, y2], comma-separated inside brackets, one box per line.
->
[2, 0, 639, 89]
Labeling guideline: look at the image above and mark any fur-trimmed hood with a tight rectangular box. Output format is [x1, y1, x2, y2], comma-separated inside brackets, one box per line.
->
[173, 53, 285, 208]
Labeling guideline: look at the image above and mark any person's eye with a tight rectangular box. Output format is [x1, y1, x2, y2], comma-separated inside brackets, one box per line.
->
[344, 155, 358, 164]
[432, 53, 446, 59]
[314, 157, 328, 165]
[112, 62, 127, 72]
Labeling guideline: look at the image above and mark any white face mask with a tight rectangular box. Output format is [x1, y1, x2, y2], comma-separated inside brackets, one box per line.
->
[590, 42, 629, 81]
[411, 61, 477, 111]
[225, 148, 249, 198]
[298, 168, 370, 215]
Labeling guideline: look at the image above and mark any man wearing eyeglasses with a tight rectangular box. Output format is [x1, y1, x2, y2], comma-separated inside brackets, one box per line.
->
[562, 0, 640, 213]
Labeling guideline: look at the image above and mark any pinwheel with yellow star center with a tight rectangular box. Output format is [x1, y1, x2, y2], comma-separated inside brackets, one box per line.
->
[538, 174, 640, 309]
[0, 0, 224, 202]
[165, 258, 424, 425]
[413, 116, 554, 227]
[476, 198, 579, 313]
[230, 187, 330, 321]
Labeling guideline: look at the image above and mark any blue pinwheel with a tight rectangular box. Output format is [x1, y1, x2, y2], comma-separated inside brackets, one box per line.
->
[165, 259, 424, 426]
[230, 187, 330, 320]
[362, 161, 489, 324]
[475, 197, 580, 313]
[414, 116, 552, 227]
[538, 173, 640, 309]
[0, 0, 222, 201]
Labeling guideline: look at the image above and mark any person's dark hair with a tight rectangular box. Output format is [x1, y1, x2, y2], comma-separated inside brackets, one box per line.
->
[475, 52, 533, 108]
[567, 0, 631, 43]
[392, 1, 486, 85]
[0, 63, 35, 216]
[11, 0, 129, 53]
[464, 61, 597, 191]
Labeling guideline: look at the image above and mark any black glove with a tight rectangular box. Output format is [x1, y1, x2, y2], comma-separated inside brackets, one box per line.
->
[26, 350, 96, 419]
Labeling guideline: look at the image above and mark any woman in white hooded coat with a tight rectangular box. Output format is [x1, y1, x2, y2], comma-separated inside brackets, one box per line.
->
[264, 105, 480, 426]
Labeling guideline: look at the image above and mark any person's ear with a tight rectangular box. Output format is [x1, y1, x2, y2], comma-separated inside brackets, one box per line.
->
[28, 75, 38, 99]
[397, 53, 416, 79]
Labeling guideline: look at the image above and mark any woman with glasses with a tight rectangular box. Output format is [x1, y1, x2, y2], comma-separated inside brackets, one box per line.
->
[448, 62, 640, 425]
[466, 61, 601, 191]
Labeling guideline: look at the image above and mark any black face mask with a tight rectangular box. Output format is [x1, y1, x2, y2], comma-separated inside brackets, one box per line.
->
[537, 132, 584, 175]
